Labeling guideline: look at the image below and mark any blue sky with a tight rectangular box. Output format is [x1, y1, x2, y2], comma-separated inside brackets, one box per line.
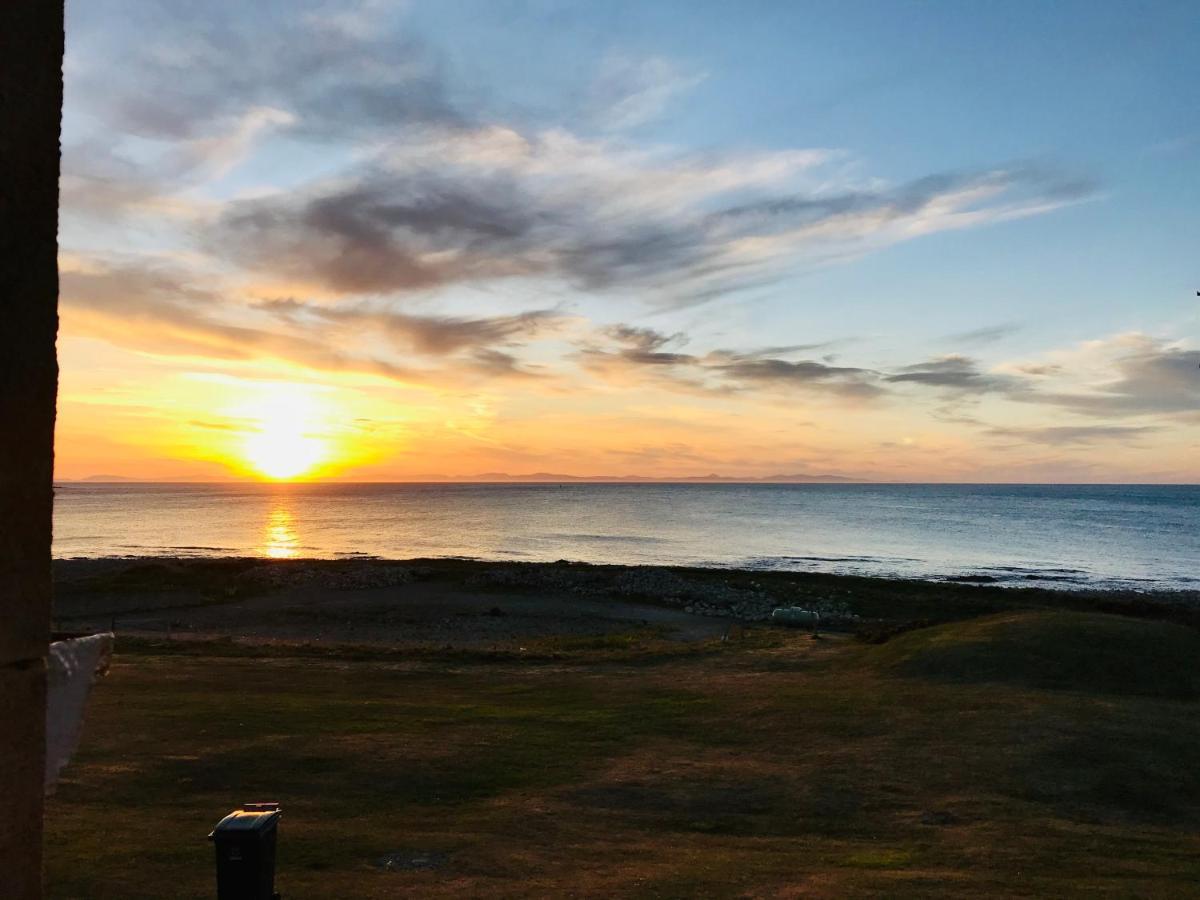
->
[55, 1, 1199, 481]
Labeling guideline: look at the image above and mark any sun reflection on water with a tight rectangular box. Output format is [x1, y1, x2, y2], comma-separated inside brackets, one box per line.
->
[261, 506, 300, 559]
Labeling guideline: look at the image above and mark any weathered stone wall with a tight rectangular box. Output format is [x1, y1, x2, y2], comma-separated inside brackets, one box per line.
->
[1, 3, 64, 898]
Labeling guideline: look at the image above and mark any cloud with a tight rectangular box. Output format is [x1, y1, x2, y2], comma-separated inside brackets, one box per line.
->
[887, 334, 1200, 428]
[60, 2, 457, 225]
[60, 106, 295, 226]
[586, 55, 706, 130]
[209, 133, 1097, 305]
[1010, 363, 1064, 377]
[575, 326, 709, 391]
[940, 323, 1022, 346]
[58, 256, 557, 384]
[257, 297, 563, 356]
[577, 325, 884, 400]
[59, 258, 418, 378]
[70, 1, 458, 143]
[65, 4, 1096, 309]
[985, 425, 1163, 446]
[886, 355, 1015, 393]
[705, 354, 884, 400]
[589, 324, 695, 366]
[1018, 335, 1200, 419]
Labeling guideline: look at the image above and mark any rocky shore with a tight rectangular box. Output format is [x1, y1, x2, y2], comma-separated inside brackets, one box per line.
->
[470, 562, 859, 624]
[51, 555, 1198, 649]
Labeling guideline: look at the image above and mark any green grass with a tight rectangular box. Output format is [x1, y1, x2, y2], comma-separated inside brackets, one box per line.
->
[45, 613, 1200, 898]
[869, 610, 1200, 698]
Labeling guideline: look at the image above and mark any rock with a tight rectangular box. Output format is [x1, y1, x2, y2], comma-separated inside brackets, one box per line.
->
[612, 567, 691, 599]
[375, 850, 449, 872]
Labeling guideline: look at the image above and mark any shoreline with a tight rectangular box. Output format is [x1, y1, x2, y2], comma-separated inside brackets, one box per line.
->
[52, 551, 1199, 594]
[52, 556, 1200, 650]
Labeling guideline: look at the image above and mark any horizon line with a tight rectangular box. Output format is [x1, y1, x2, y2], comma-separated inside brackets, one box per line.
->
[56, 478, 1199, 486]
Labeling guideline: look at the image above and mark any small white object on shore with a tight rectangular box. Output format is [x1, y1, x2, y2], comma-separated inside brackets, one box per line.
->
[770, 607, 821, 632]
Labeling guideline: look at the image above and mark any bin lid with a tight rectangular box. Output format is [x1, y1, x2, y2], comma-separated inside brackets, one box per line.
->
[210, 805, 281, 836]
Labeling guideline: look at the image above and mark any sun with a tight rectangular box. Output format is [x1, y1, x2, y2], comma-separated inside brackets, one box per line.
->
[233, 383, 333, 481]
[243, 428, 329, 481]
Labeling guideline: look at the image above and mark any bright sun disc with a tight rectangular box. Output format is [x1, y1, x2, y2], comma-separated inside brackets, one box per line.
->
[243, 430, 328, 480]
[234, 384, 333, 480]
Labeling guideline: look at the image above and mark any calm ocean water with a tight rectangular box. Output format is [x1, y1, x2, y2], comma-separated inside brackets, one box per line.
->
[52, 482, 1199, 591]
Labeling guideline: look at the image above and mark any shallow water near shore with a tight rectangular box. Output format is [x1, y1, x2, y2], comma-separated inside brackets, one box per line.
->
[53, 482, 1199, 591]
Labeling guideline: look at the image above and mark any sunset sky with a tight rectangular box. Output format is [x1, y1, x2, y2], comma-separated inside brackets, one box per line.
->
[58, 0, 1199, 482]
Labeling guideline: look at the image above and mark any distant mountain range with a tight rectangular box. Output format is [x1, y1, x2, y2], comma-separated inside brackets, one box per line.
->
[65, 471, 865, 484]
[410, 472, 865, 484]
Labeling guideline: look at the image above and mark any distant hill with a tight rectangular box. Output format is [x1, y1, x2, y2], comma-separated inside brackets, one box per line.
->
[433, 472, 865, 484]
[74, 475, 141, 482]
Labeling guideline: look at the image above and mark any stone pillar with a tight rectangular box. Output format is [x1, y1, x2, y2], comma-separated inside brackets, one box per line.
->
[0, 3, 64, 898]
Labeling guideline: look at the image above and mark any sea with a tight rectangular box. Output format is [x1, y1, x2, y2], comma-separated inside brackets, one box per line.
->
[52, 482, 1199, 592]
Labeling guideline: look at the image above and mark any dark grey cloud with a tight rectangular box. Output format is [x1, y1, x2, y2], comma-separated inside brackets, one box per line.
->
[211, 161, 1097, 304]
[591, 324, 694, 366]
[705, 355, 883, 400]
[215, 171, 561, 294]
[986, 425, 1163, 446]
[886, 355, 1015, 393]
[211, 161, 721, 297]
[469, 348, 541, 378]
[577, 325, 885, 400]
[604, 324, 685, 352]
[257, 297, 562, 356]
[577, 326, 700, 374]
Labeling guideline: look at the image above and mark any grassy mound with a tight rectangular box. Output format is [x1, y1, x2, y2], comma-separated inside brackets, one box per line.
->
[869, 610, 1200, 699]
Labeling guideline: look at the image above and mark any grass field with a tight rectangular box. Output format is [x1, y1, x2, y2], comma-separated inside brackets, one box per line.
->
[44, 608, 1200, 898]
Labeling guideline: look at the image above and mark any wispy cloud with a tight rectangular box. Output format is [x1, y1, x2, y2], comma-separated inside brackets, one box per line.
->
[256, 297, 564, 356]
[985, 425, 1163, 446]
[72, 1, 456, 143]
[885, 355, 1016, 393]
[59, 256, 559, 385]
[209, 136, 1097, 305]
[65, 2, 1098, 311]
[586, 54, 706, 130]
[577, 325, 884, 400]
[940, 323, 1022, 346]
